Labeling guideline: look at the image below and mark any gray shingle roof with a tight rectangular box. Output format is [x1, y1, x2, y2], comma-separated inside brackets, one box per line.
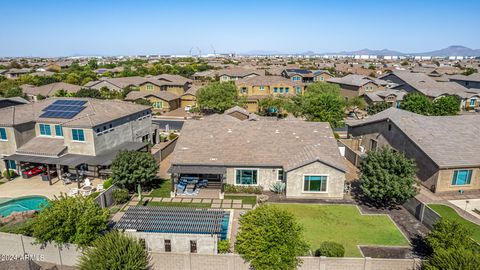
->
[328, 74, 387, 87]
[21, 82, 82, 97]
[348, 108, 480, 168]
[125, 90, 179, 102]
[0, 97, 150, 128]
[235, 75, 304, 87]
[171, 119, 346, 172]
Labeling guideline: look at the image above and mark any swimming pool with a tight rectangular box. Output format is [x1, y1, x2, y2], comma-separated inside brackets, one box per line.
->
[0, 196, 49, 217]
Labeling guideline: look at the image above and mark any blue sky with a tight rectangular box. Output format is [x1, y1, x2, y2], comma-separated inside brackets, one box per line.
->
[1, 0, 478, 57]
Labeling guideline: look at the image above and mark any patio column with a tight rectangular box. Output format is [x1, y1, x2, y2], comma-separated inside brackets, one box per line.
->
[47, 165, 52, 186]
[171, 173, 176, 198]
[56, 164, 61, 181]
[76, 167, 80, 189]
[3, 160, 11, 181]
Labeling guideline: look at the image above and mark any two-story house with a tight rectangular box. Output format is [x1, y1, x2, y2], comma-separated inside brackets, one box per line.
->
[327, 74, 388, 100]
[0, 98, 152, 184]
[235, 76, 305, 112]
[281, 69, 332, 83]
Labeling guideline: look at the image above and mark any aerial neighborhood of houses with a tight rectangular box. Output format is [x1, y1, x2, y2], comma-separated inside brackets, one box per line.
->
[0, 45, 480, 270]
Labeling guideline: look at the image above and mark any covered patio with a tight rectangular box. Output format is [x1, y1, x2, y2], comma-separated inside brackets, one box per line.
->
[169, 165, 226, 199]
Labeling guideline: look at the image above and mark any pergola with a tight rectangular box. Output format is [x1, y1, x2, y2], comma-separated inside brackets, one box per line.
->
[168, 165, 227, 193]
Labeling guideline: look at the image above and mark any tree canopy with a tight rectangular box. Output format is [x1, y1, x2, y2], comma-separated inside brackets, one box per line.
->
[360, 147, 418, 207]
[111, 150, 158, 193]
[432, 95, 460, 116]
[401, 93, 433, 115]
[288, 82, 346, 128]
[0, 80, 23, 98]
[75, 88, 102, 99]
[235, 204, 309, 270]
[367, 102, 391, 115]
[30, 195, 109, 247]
[78, 231, 150, 270]
[196, 82, 243, 113]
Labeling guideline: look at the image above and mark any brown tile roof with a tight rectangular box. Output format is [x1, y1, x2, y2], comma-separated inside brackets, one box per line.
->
[22, 82, 82, 96]
[171, 119, 346, 172]
[348, 108, 480, 168]
[328, 74, 388, 87]
[16, 137, 67, 157]
[235, 75, 304, 87]
[125, 91, 179, 102]
[0, 97, 150, 128]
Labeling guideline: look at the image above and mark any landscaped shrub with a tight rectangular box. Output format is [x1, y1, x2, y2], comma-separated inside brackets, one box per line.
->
[112, 189, 130, 204]
[270, 182, 286, 194]
[224, 184, 262, 194]
[168, 132, 178, 140]
[102, 178, 112, 189]
[217, 239, 230, 254]
[315, 241, 345, 257]
[2, 169, 17, 179]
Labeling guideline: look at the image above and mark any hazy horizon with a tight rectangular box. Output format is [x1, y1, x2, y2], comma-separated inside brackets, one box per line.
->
[1, 0, 478, 57]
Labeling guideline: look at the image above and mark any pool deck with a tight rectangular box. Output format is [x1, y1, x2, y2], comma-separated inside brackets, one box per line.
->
[0, 175, 104, 199]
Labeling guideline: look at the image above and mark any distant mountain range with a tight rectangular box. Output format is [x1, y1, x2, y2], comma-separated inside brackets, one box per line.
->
[243, 46, 480, 57]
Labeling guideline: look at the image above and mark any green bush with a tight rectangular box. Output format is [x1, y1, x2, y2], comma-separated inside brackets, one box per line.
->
[2, 169, 17, 179]
[315, 241, 345, 257]
[103, 178, 112, 189]
[168, 133, 178, 140]
[224, 184, 262, 194]
[218, 239, 230, 254]
[112, 189, 130, 204]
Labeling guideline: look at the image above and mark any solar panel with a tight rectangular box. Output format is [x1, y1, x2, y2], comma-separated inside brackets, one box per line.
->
[40, 99, 87, 119]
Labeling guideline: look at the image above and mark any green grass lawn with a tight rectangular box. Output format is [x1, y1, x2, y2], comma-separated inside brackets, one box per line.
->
[139, 201, 211, 208]
[147, 179, 171, 197]
[428, 204, 480, 243]
[224, 195, 257, 205]
[274, 204, 410, 257]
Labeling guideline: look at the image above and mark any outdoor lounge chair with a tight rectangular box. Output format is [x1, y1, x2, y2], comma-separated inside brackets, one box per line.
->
[97, 183, 104, 191]
[68, 188, 78, 196]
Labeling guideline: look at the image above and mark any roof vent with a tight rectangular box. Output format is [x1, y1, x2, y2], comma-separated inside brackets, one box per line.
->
[181, 147, 189, 150]
[275, 130, 280, 134]
[227, 129, 232, 133]
[295, 136, 300, 139]
[210, 157, 217, 161]
[313, 130, 318, 133]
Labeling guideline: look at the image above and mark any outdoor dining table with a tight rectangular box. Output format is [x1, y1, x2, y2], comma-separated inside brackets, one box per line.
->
[80, 186, 93, 195]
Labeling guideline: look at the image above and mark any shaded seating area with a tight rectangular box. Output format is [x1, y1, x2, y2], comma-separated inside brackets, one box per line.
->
[169, 166, 226, 197]
[175, 176, 209, 196]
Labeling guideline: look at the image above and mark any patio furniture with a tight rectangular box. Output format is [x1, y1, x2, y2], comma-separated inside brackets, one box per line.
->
[84, 178, 92, 187]
[81, 186, 93, 196]
[68, 188, 78, 196]
[97, 183, 104, 191]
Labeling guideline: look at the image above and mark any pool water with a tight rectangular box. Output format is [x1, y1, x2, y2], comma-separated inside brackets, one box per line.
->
[0, 196, 49, 217]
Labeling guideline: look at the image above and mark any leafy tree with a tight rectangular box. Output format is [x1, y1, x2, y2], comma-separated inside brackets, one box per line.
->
[87, 59, 98, 70]
[65, 73, 81, 85]
[346, 96, 367, 116]
[36, 94, 46, 100]
[424, 219, 477, 253]
[0, 80, 23, 98]
[401, 93, 433, 115]
[360, 147, 418, 207]
[367, 102, 390, 115]
[461, 68, 477, 76]
[288, 82, 345, 128]
[30, 195, 109, 247]
[196, 82, 242, 113]
[258, 96, 288, 116]
[235, 204, 309, 270]
[432, 95, 460, 116]
[75, 88, 102, 99]
[111, 150, 158, 199]
[422, 248, 480, 270]
[78, 231, 149, 270]
[133, 99, 151, 106]
[54, 89, 74, 97]
[314, 241, 345, 257]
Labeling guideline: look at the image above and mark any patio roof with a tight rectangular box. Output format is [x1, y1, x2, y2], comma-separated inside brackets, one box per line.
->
[6, 141, 147, 167]
[169, 165, 226, 175]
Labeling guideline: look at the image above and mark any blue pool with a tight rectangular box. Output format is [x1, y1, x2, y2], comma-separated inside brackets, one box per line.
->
[0, 196, 49, 217]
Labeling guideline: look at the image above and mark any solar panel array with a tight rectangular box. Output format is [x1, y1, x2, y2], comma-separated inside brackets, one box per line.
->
[115, 206, 230, 239]
[40, 100, 87, 119]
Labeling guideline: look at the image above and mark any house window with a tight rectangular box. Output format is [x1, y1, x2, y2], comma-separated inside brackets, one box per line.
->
[221, 75, 229, 81]
[39, 124, 51, 136]
[452, 170, 472, 186]
[72, 129, 85, 142]
[285, 87, 289, 93]
[190, 240, 197, 253]
[55, 125, 63, 137]
[279, 87, 284, 93]
[164, 239, 171, 252]
[146, 84, 154, 91]
[235, 169, 258, 185]
[277, 169, 284, 181]
[273, 87, 278, 93]
[6, 160, 16, 170]
[396, 101, 401, 108]
[153, 101, 163, 108]
[241, 87, 247, 94]
[259, 86, 265, 91]
[0, 128, 7, 141]
[470, 99, 476, 107]
[296, 87, 301, 94]
[303, 175, 328, 192]
[320, 76, 324, 81]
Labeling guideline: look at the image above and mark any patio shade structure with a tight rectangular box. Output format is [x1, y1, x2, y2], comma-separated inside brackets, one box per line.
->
[168, 165, 227, 193]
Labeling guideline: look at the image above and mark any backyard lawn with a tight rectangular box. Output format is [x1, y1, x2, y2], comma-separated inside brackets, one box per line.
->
[147, 179, 171, 197]
[428, 204, 480, 243]
[224, 195, 257, 205]
[274, 204, 410, 257]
